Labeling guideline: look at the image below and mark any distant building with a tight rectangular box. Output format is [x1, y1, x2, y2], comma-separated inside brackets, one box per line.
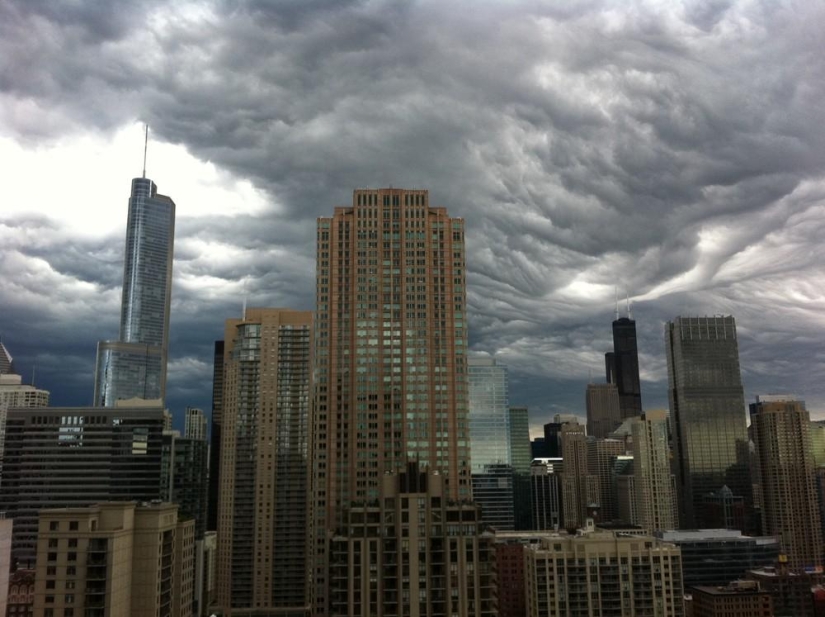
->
[0, 372, 50, 480]
[33, 502, 195, 617]
[0, 404, 165, 567]
[690, 580, 773, 617]
[329, 462, 495, 617]
[207, 340, 224, 533]
[559, 423, 599, 529]
[468, 357, 514, 530]
[530, 459, 563, 530]
[508, 407, 533, 531]
[656, 529, 780, 588]
[524, 528, 685, 616]
[586, 437, 624, 522]
[747, 565, 825, 617]
[93, 177, 176, 407]
[666, 316, 752, 530]
[0, 341, 13, 375]
[750, 395, 823, 571]
[605, 315, 643, 419]
[161, 431, 209, 540]
[632, 410, 678, 533]
[184, 407, 207, 441]
[585, 383, 622, 439]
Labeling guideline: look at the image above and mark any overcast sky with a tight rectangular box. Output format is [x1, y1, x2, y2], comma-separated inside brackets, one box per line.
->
[2, 0, 824, 434]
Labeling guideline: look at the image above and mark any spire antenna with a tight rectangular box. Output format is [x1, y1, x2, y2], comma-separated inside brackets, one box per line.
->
[615, 287, 619, 321]
[626, 291, 632, 320]
[142, 124, 149, 178]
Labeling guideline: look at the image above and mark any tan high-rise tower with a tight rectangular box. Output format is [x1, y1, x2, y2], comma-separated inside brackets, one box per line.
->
[312, 188, 470, 613]
[750, 395, 823, 571]
[632, 410, 678, 533]
[216, 308, 313, 614]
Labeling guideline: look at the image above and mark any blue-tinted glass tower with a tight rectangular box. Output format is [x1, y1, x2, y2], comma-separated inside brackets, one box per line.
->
[94, 177, 176, 406]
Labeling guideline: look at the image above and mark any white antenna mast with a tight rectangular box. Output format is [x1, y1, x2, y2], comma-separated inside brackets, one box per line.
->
[615, 287, 619, 321]
[626, 292, 632, 319]
[142, 124, 149, 178]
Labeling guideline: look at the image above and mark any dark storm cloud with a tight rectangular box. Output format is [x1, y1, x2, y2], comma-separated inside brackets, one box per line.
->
[3, 0, 825, 426]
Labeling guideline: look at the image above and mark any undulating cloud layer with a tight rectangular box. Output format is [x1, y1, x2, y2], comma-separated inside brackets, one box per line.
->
[2, 0, 824, 432]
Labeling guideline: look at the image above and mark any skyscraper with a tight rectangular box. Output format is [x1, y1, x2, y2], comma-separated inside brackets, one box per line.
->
[216, 308, 312, 613]
[605, 314, 643, 419]
[468, 356, 514, 530]
[750, 395, 822, 571]
[312, 188, 469, 613]
[585, 382, 622, 439]
[94, 176, 176, 406]
[509, 406, 533, 531]
[666, 316, 752, 530]
[207, 340, 224, 533]
[0, 340, 14, 374]
[559, 422, 599, 529]
[586, 437, 625, 522]
[632, 410, 678, 533]
[184, 406, 207, 440]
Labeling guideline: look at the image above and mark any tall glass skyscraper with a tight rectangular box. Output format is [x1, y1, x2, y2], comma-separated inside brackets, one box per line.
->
[605, 316, 643, 419]
[94, 177, 176, 406]
[666, 316, 752, 530]
[468, 356, 514, 530]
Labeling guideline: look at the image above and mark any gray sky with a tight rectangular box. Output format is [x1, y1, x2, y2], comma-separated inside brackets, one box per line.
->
[2, 0, 824, 433]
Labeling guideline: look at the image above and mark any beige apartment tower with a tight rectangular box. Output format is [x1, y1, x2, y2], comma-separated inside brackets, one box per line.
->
[33, 502, 195, 617]
[312, 189, 469, 613]
[749, 395, 823, 571]
[632, 410, 678, 533]
[524, 529, 685, 616]
[216, 308, 313, 614]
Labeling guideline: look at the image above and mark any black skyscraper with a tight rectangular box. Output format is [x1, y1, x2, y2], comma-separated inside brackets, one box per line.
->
[605, 316, 643, 419]
[207, 340, 224, 532]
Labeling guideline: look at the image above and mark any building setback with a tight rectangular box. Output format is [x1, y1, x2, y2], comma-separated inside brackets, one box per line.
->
[94, 176, 176, 406]
[666, 316, 752, 530]
[524, 528, 685, 616]
[329, 462, 495, 617]
[0, 405, 165, 567]
[33, 502, 194, 617]
[216, 308, 312, 614]
[312, 189, 470, 613]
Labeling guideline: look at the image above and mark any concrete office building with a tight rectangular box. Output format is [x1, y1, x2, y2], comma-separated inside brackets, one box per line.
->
[216, 308, 312, 614]
[586, 383, 622, 439]
[666, 316, 752, 530]
[750, 395, 823, 571]
[312, 189, 470, 613]
[329, 462, 495, 617]
[468, 356, 514, 530]
[94, 175, 176, 406]
[0, 405, 165, 567]
[656, 530, 779, 588]
[33, 502, 194, 617]
[632, 411, 678, 533]
[524, 528, 685, 616]
[587, 438, 625, 522]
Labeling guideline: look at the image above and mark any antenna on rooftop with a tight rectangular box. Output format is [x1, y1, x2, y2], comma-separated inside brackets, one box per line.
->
[242, 279, 247, 321]
[142, 124, 149, 179]
[626, 292, 633, 320]
[615, 287, 619, 321]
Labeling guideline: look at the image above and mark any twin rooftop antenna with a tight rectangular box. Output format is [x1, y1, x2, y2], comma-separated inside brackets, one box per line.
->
[614, 287, 633, 319]
[142, 124, 149, 179]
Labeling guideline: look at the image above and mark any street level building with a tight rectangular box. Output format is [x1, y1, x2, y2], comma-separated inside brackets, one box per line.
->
[33, 502, 195, 617]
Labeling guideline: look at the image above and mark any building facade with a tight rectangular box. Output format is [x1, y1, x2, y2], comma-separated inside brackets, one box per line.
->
[312, 189, 470, 613]
[530, 459, 563, 531]
[216, 308, 312, 614]
[559, 423, 599, 529]
[750, 395, 823, 571]
[184, 407, 208, 441]
[0, 405, 165, 567]
[33, 502, 194, 617]
[690, 580, 773, 617]
[161, 431, 209, 540]
[524, 529, 685, 616]
[587, 438, 625, 523]
[94, 177, 176, 406]
[508, 407, 533, 531]
[666, 316, 752, 530]
[632, 411, 678, 533]
[468, 356, 513, 530]
[586, 383, 622, 440]
[329, 463, 495, 617]
[207, 340, 224, 534]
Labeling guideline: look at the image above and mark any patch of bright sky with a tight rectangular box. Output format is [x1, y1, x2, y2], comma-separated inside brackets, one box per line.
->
[2, 122, 270, 237]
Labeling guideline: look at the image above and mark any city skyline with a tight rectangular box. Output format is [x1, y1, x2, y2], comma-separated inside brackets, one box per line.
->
[2, 1, 825, 431]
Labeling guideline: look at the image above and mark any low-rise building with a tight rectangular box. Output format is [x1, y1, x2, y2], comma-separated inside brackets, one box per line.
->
[690, 580, 772, 617]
